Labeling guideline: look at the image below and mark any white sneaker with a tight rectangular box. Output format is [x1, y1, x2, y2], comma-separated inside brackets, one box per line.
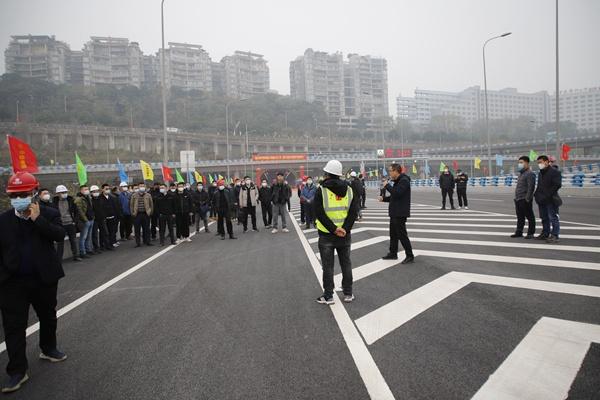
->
[282, 228, 290, 233]
[465, 206, 469, 210]
[175, 239, 181, 244]
[185, 237, 192, 242]
[271, 228, 278, 234]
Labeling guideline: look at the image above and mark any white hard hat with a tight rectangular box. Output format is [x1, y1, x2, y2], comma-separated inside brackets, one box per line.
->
[323, 160, 343, 176]
[119, 181, 128, 187]
[350, 171, 357, 177]
[90, 185, 100, 192]
[55, 185, 68, 193]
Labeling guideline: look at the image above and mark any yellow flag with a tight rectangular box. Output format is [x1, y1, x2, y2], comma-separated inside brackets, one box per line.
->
[140, 160, 154, 181]
[474, 157, 481, 170]
[194, 170, 202, 183]
[412, 164, 417, 174]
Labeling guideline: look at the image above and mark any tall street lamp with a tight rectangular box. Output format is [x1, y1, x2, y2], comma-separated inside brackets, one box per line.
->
[160, 0, 168, 164]
[555, 0, 561, 168]
[483, 31, 512, 174]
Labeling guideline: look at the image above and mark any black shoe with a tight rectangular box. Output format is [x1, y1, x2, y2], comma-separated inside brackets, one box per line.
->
[535, 233, 549, 240]
[135, 243, 141, 248]
[451, 206, 456, 210]
[80, 254, 91, 259]
[171, 241, 176, 245]
[2, 373, 29, 393]
[510, 233, 523, 238]
[39, 349, 67, 363]
[243, 229, 248, 233]
[546, 234, 560, 243]
[229, 235, 237, 240]
[215, 232, 221, 236]
[146, 242, 154, 246]
[105, 247, 114, 251]
[205, 229, 210, 233]
[382, 253, 398, 260]
[441, 207, 446, 210]
[524, 234, 534, 239]
[316, 295, 335, 305]
[401, 256, 415, 264]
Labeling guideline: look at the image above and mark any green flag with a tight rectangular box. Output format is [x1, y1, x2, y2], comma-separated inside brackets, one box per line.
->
[439, 161, 447, 172]
[529, 149, 538, 162]
[175, 169, 184, 183]
[75, 152, 87, 185]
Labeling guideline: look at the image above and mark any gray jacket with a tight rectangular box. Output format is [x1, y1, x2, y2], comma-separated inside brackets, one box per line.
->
[515, 168, 536, 202]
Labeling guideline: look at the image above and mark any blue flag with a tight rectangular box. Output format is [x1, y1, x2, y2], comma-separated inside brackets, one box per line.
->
[425, 164, 431, 175]
[382, 167, 388, 177]
[117, 158, 128, 183]
[187, 170, 195, 185]
[495, 154, 504, 167]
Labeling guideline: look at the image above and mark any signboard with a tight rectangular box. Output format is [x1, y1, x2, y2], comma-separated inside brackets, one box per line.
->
[379, 148, 413, 158]
[252, 153, 307, 162]
[180, 150, 195, 172]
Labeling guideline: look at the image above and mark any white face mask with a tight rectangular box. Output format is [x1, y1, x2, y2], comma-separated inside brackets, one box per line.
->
[307, 180, 313, 185]
[41, 194, 51, 201]
[138, 187, 146, 193]
[83, 190, 90, 196]
[178, 187, 184, 192]
[170, 188, 176, 192]
[159, 188, 166, 194]
[218, 185, 225, 190]
[92, 192, 100, 198]
[103, 189, 111, 195]
[197, 185, 203, 191]
[60, 193, 68, 199]
[538, 163, 546, 170]
[261, 182, 267, 187]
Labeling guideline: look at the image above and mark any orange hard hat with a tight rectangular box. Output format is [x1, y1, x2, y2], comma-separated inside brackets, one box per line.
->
[7, 172, 39, 193]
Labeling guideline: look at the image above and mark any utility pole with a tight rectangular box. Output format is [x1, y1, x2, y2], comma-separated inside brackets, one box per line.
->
[555, 0, 561, 167]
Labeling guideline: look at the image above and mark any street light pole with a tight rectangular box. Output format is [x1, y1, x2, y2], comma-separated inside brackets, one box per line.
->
[555, 0, 561, 168]
[483, 32, 512, 175]
[160, 0, 168, 165]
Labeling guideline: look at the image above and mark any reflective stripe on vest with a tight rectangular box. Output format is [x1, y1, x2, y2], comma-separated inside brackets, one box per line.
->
[316, 186, 353, 233]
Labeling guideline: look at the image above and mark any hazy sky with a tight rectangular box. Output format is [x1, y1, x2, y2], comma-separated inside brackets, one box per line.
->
[1, 0, 598, 115]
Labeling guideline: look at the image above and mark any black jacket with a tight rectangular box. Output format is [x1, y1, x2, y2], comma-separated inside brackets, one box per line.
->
[155, 192, 176, 216]
[349, 178, 363, 200]
[258, 186, 272, 204]
[534, 167, 562, 205]
[455, 173, 468, 189]
[174, 190, 193, 214]
[271, 183, 290, 205]
[212, 188, 233, 215]
[314, 177, 359, 237]
[439, 173, 455, 190]
[0, 206, 66, 285]
[383, 173, 411, 218]
[50, 195, 80, 223]
[192, 189, 211, 212]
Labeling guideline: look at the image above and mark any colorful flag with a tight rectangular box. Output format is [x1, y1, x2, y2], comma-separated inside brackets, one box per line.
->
[161, 164, 173, 182]
[175, 169, 184, 183]
[495, 154, 504, 167]
[140, 160, 154, 181]
[360, 161, 366, 178]
[439, 161, 447, 172]
[412, 164, 417, 174]
[529, 149, 538, 162]
[561, 143, 571, 161]
[425, 163, 431, 175]
[474, 157, 481, 170]
[117, 158, 128, 183]
[7, 135, 39, 173]
[218, 174, 224, 181]
[382, 167, 388, 177]
[75, 152, 87, 185]
[194, 170, 203, 184]
[452, 160, 458, 171]
[208, 174, 214, 184]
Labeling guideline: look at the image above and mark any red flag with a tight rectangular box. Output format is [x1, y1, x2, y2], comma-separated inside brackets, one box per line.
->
[161, 164, 173, 182]
[452, 160, 459, 171]
[7, 135, 38, 173]
[561, 143, 571, 161]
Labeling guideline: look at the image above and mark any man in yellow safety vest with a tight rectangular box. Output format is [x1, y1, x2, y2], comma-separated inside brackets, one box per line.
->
[314, 160, 360, 305]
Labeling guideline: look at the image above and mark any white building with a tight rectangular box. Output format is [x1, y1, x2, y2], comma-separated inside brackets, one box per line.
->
[157, 42, 213, 91]
[221, 51, 270, 99]
[82, 37, 143, 87]
[4, 35, 71, 84]
[551, 87, 600, 132]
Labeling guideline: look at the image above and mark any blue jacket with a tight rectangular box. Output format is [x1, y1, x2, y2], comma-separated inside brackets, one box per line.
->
[300, 184, 317, 203]
[119, 191, 132, 216]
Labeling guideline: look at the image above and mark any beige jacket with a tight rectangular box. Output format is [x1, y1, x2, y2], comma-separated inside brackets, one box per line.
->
[130, 192, 153, 216]
[238, 186, 258, 208]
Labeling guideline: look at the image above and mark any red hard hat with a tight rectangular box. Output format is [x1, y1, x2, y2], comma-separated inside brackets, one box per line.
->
[217, 179, 225, 186]
[7, 172, 39, 193]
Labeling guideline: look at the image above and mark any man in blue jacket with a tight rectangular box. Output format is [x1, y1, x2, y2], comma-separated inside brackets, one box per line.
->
[0, 172, 68, 394]
[300, 176, 317, 229]
[118, 182, 132, 240]
[379, 163, 415, 264]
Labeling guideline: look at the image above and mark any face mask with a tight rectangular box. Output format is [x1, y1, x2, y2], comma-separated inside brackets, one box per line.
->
[170, 188, 176, 192]
[41, 194, 51, 202]
[444, 170, 449, 174]
[83, 190, 90, 196]
[307, 180, 313, 185]
[538, 163, 546, 170]
[60, 193, 68, 199]
[197, 185, 203, 191]
[11, 196, 32, 212]
[178, 187, 184, 192]
[92, 192, 100, 198]
[139, 187, 146, 192]
[261, 183, 267, 187]
[103, 189, 111, 195]
[245, 180, 252, 186]
[159, 188, 166, 194]
[517, 162, 525, 171]
[185, 185, 190, 190]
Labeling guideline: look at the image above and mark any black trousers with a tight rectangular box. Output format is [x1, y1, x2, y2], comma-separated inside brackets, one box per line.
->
[304, 202, 315, 227]
[94, 218, 110, 250]
[515, 199, 536, 236]
[389, 217, 414, 257]
[457, 187, 468, 207]
[0, 278, 58, 375]
[241, 206, 257, 230]
[159, 214, 175, 245]
[119, 214, 132, 239]
[217, 212, 233, 236]
[361, 192, 366, 208]
[260, 203, 272, 227]
[318, 235, 352, 297]
[151, 213, 159, 239]
[106, 216, 118, 245]
[134, 213, 151, 245]
[441, 188, 454, 208]
[175, 213, 190, 239]
[56, 223, 78, 260]
[300, 203, 305, 223]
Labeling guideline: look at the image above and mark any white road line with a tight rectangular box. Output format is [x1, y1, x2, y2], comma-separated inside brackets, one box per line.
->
[0, 223, 214, 355]
[309, 227, 600, 243]
[353, 221, 600, 230]
[334, 249, 600, 288]
[315, 237, 389, 259]
[467, 198, 504, 202]
[288, 212, 395, 400]
[472, 317, 600, 400]
[355, 271, 600, 345]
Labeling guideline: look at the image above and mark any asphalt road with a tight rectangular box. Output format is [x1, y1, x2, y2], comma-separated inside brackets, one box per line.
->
[0, 187, 599, 399]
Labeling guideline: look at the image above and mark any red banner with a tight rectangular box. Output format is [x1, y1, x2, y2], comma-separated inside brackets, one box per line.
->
[252, 153, 307, 162]
[561, 143, 571, 161]
[7, 135, 38, 173]
[161, 164, 173, 182]
[382, 148, 412, 158]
